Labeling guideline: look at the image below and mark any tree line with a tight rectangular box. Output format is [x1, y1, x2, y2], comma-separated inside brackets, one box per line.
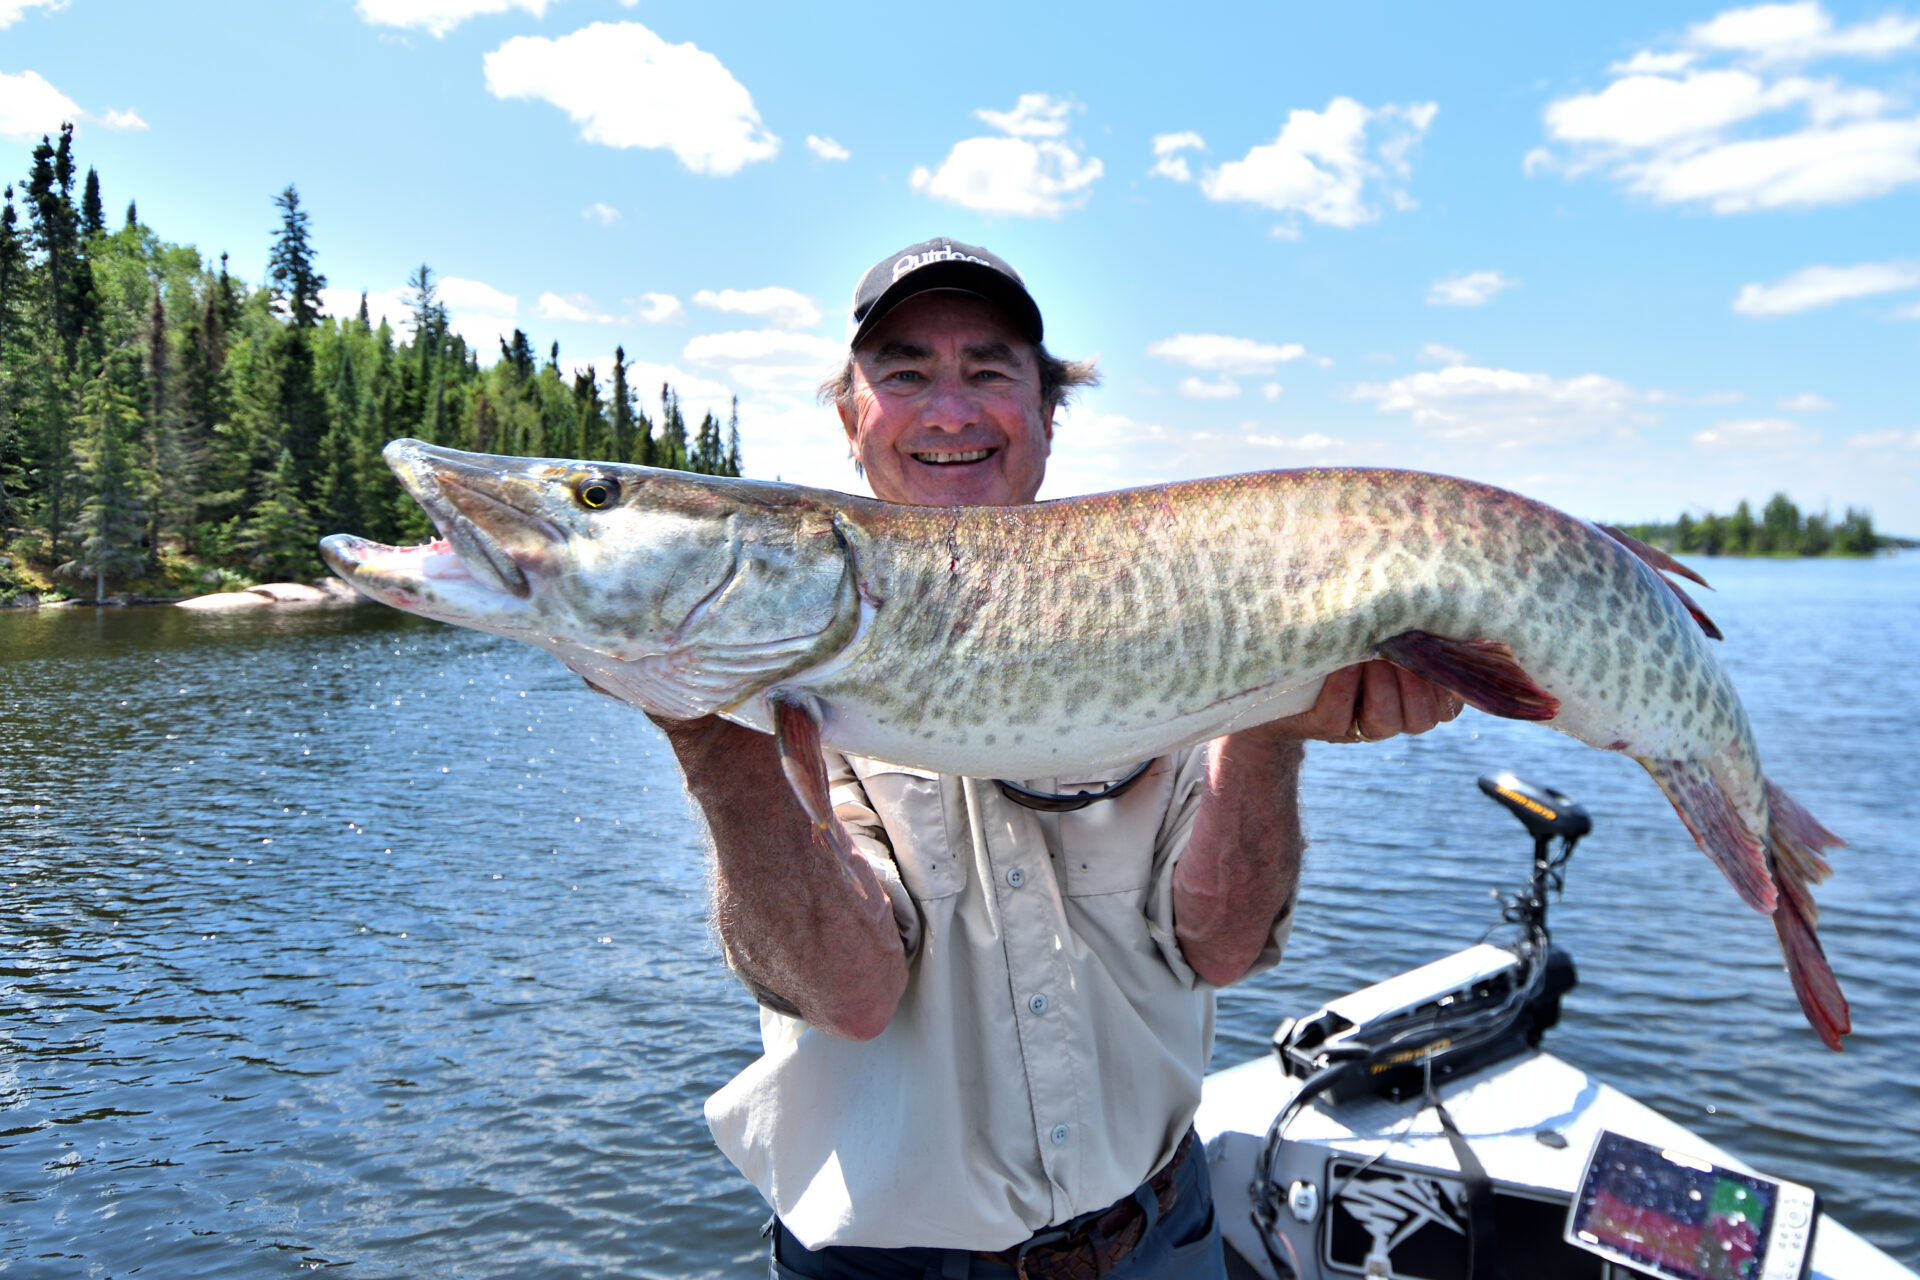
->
[1618, 493, 1902, 558]
[0, 126, 742, 604]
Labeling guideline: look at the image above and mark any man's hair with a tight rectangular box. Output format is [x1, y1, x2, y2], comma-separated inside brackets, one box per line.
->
[819, 342, 1100, 415]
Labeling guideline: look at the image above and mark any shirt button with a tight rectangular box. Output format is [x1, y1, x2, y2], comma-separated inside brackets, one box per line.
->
[1005, 867, 1026, 888]
[1050, 1124, 1070, 1145]
[1028, 993, 1048, 1014]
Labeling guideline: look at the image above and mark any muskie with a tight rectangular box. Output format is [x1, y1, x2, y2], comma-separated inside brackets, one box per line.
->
[321, 440, 1850, 1049]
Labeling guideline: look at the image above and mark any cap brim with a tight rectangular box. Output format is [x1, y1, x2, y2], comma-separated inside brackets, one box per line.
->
[851, 261, 1043, 348]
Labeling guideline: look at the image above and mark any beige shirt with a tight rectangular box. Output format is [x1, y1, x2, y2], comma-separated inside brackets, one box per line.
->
[704, 747, 1295, 1251]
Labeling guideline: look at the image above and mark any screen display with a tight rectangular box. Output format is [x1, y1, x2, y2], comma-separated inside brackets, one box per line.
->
[1567, 1132, 1777, 1280]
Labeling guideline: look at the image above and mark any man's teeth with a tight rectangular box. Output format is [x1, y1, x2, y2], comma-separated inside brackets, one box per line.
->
[913, 448, 992, 465]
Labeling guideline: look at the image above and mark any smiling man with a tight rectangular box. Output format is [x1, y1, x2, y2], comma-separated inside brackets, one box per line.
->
[652, 239, 1460, 1278]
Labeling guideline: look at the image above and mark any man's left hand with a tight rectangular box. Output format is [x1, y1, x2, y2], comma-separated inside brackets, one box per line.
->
[1250, 660, 1464, 746]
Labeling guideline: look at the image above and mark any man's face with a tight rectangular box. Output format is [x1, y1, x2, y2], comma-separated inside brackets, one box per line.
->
[839, 292, 1053, 507]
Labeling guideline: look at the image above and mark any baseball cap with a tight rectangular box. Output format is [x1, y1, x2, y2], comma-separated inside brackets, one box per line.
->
[847, 237, 1043, 348]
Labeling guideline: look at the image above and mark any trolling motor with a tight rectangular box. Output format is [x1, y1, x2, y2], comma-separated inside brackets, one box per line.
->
[1252, 772, 1593, 1278]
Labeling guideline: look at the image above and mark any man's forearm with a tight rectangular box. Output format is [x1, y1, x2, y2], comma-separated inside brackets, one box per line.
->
[1170, 730, 1306, 987]
[652, 714, 908, 1040]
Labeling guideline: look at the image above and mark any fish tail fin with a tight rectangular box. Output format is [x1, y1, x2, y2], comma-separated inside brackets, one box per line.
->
[1640, 758, 1775, 913]
[1764, 778, 1850, 1051]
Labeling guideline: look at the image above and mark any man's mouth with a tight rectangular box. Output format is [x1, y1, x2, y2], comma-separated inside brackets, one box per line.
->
[911, 448, 995, 466]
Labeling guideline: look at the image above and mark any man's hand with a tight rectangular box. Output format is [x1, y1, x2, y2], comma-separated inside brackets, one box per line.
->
[1170, 663, 1464, 987]
[648, 711, 907, 1041]
[1262, 660, 1465, 746]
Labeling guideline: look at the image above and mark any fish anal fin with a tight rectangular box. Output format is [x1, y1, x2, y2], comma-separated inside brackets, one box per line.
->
[1595, 523, 1722, 639]
[1641, 758, 1776, 914]
[769, 690, 871, 900]
[1376, 632, 1559, 722]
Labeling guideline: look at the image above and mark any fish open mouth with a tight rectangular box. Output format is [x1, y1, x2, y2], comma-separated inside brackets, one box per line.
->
[320, 440, 562, 606]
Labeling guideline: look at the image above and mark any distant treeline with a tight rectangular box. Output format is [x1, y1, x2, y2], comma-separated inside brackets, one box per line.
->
[0, 125, 741, 604]
[1617, 493, 1910, 557]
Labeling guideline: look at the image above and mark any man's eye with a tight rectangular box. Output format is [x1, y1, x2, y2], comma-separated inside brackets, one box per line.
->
[886, 369, 924, 384]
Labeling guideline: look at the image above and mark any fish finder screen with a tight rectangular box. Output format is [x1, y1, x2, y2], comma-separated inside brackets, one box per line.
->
[1567, 1132, 1777, 1280]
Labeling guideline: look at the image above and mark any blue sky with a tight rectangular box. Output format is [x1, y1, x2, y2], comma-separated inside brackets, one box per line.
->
[4, 0, 1918, 530]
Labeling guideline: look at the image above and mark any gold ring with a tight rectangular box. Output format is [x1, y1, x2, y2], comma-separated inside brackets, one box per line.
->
[1352, 722, 1374, 744]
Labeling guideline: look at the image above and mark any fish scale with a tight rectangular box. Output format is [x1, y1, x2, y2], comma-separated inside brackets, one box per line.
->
[319, 441, 1850, 1051]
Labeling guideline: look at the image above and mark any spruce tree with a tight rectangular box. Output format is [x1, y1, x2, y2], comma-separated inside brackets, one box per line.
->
[725, 395, 742, 477]
[657, 383, 686, 470]
[63, 353, 152, 601]
[267, 187, 328, 498]
[610, 345, 635, 463]
[267, 186, 325, 328]
[691, 410, 722, 474]
[236, 445, 318, 580]
[124, 199, 137, 229]
[80, 167, 104, 237]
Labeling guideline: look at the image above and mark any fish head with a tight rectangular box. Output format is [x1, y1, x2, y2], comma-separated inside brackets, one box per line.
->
[320, 440, 862, 717]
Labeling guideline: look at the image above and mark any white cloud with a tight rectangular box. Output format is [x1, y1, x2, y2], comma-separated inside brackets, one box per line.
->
[1846, 427, 1920, 448]
[1427, 270, 1517, 307]
[1692, 416, 1819, 449]
[537, 292, 617, 324]
[0, 70, 81, 143]
[1539, 4, 1920, 213]
[438, 276, 520, 350]
[582, 202, 620, 225]
[975, 92, 1073, 138]
[1779, 392, 1835, 410]
[1198, 97, 1437, 230]
[1147, 333, 1311, 374]
[1150, 130, 1206, 182]
[1420, 342, 1470, 364]
[1732, 260, 1920, 314]
[575, 356, 737, 419]
[1352, 365, 1656, 443]
[692, 286, 822, 330]
[806, 134, 850, 161]
[321, 286, 411, 332]
[909, 93, 1103, 218]
[98, 108, 147, 131]
[1178, 376, 1241, 399]
[1246, 432, 1339, 451]
[0, 0, 65, 28]
[683, 329, 840, 393]
[1262, 382, 1283, 401]
[484, 22, 779, 176]
[357, 0, 551, 37]
[1688, 2, 1920, 64]
[637, 293, 684, 324]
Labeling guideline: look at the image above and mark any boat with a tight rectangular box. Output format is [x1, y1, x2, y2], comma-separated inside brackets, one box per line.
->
[1195, 772, 1916, 1280]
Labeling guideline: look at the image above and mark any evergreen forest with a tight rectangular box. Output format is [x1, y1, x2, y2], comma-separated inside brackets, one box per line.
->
[1617, 493, 1908, 558]
[0, 126, 743, 605]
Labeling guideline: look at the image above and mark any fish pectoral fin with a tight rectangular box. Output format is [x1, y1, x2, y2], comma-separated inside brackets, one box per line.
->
[1375, 631, 1559, 722]
[768, 690, 872, 901]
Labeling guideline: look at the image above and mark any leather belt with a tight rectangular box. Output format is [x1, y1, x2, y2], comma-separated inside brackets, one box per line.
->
[977, 1130, 1195, 1280]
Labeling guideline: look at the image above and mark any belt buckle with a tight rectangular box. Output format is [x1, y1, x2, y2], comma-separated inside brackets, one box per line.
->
[1009, 1224, 1076, 1280]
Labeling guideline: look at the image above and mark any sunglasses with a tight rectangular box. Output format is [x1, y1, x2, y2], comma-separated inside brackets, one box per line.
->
[994, 760, 1154, 813]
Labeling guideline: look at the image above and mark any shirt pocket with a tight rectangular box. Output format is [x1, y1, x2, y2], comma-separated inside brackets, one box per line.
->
[1052, 763, 1169, 898]
[849, 760, 968, 902]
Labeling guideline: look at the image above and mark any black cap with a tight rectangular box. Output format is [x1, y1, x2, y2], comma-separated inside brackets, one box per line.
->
[847, 237, 1043, 348]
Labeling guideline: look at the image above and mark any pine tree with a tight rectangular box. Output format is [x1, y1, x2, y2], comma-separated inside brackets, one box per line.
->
[124, 199, 137, 229]
[657, 383, 686, 470]
[236, 445, 318, 580]
[725, 395, 742, 477]
[267, 186, 325, 328]
[62, 352, 153, 601]
[80, 167, 104, 237]
[610, 345, 635, 463]
[0, 187, 25, 526]
[691, 410, 722, 474]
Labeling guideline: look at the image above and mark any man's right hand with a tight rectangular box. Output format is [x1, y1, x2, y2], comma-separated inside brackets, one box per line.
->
[647, 710, 908, 1041]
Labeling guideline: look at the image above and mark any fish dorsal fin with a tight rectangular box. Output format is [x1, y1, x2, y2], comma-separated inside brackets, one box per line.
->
[1595, 522, 1723, 640]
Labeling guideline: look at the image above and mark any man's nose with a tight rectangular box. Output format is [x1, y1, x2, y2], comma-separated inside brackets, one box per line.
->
[920, 375, 980, 431]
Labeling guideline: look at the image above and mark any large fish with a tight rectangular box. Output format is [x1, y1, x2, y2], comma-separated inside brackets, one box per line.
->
[320, 440, 1849, 1049]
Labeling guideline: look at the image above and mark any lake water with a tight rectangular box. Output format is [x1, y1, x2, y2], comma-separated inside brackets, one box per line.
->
[3, 554, 1917, 1277]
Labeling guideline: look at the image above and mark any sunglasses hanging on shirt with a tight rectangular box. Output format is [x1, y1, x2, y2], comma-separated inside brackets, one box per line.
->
[993, 761, 1155, 813]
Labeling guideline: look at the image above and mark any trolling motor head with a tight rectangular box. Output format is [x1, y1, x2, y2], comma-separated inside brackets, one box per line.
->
[1477, 772, 1591, 844]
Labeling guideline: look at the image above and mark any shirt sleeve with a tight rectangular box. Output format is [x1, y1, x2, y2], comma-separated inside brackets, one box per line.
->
[1142, 744, 1299, 988]
[825, 750, 925, 960]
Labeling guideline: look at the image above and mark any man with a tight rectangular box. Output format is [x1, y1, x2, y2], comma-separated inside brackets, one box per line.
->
[651, 239, 1460, 1277]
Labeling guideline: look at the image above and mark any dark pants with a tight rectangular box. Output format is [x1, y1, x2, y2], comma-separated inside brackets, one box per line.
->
[768, 1142, 1225, 1280]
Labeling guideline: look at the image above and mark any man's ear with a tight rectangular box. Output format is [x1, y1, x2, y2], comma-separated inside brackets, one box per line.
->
[1041, 402, 1056, 450]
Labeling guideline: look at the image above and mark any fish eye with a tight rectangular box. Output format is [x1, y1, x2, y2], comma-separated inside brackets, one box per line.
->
[575, 475, 620, 510]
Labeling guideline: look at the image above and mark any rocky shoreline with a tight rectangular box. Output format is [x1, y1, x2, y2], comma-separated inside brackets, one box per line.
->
[3, 579, 365, 610]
